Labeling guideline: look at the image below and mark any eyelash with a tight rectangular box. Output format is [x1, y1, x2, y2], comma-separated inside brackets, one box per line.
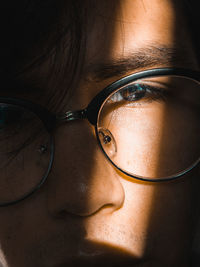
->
[109, 83, 167, 105]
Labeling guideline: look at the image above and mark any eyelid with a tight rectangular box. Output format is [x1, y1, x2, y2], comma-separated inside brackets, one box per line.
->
[109, 80, 168, 104]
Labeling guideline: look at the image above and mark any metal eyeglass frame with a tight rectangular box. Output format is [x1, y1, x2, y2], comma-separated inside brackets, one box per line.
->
[0, 67, 200, 207]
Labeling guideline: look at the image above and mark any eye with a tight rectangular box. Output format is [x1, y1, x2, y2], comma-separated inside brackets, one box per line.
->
[109, 82, 165, 105]
[121, 83, 146, 101]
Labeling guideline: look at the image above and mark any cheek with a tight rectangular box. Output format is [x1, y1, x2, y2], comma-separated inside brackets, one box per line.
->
[84, 173, 197, 261]
[0, 210, 25, 266]
[0, 192, 47, 267]
[118, 173, 198, 258]
[84, 182, 155, 257]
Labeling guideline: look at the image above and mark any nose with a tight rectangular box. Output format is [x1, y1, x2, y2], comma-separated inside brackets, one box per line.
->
[46, 120, 125, 217]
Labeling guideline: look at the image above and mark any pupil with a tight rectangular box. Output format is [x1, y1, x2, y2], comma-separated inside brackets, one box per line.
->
[122, 84, 146, 101]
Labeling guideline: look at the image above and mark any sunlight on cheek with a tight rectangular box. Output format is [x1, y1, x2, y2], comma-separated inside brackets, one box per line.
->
[122, 182, 156, 256]
[99, 102, 166, 178]
[115, 104, 165, 177]
[85, 100, 165, 255]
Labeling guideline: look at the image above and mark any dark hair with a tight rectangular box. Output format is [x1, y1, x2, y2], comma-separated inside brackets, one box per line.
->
[0, 1, 199, 97]
[183, 0, 200, 62]
[0, 1, 87, 89]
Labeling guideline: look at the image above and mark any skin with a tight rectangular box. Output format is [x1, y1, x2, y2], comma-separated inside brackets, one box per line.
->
[0, 0, 200, 266]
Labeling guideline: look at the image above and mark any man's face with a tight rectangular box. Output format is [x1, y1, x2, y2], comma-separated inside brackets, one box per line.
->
[0, 0, 199, 266]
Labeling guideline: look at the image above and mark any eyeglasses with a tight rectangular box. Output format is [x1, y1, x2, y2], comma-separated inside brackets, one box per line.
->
[0, 68, 199, 207]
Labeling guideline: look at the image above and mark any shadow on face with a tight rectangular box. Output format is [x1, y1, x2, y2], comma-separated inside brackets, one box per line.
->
[0, 1, 199, 267]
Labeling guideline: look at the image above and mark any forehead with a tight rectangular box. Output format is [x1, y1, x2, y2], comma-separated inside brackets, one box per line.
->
[85, 0, 198, 73]
[4, 0, 198, 107]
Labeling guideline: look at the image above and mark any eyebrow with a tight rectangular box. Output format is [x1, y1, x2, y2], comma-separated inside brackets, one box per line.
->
[2, 45, 196, 94]
[85, 45, 197, 81]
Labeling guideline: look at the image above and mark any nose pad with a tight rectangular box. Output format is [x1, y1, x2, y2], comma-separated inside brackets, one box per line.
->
[98, 127, 117, 158]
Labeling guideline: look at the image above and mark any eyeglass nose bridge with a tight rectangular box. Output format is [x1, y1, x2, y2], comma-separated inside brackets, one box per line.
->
[56, 108, 88, 123]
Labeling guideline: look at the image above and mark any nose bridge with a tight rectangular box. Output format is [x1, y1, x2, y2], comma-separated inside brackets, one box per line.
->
[56, 108, 88, 123]
[46, 119, 125, 217]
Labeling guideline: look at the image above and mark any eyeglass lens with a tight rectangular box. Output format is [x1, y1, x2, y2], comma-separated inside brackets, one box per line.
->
[0, 104, 52, 204]
[0, 74, 199, 205]
[97, 75, 200, 180]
